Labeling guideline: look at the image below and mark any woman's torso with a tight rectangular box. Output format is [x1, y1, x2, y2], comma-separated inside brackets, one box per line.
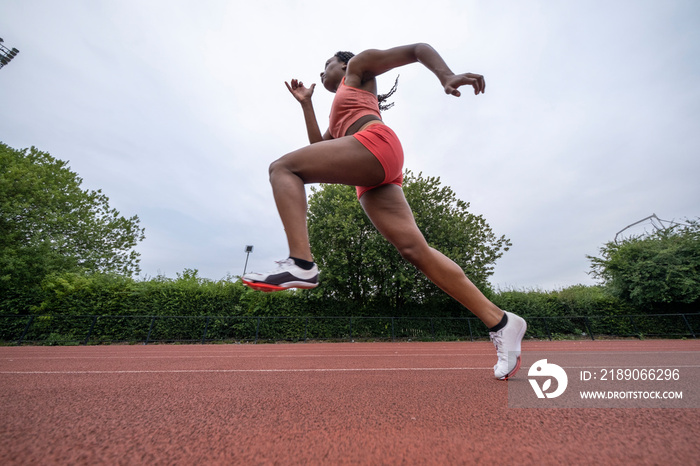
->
[329, 77, 383, 138]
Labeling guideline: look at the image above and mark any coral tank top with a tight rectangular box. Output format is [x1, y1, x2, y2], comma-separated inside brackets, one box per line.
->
[328, 77, 382, 139]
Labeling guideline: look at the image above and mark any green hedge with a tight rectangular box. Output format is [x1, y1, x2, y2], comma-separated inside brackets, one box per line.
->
[2, 313, 697, 345]
[1, 270, 698, 344]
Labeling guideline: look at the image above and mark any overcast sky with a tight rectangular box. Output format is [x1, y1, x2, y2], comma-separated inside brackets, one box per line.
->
[2, 0, 699, 291]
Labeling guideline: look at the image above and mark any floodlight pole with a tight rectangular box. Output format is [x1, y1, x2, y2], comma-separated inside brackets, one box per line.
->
[0, 38, 20, 70]
[243, 245, 254, 276]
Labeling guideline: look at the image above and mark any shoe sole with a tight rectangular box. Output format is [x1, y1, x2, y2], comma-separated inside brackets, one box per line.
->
[241, 278, 318, 292]
[498, 355, 522, 380]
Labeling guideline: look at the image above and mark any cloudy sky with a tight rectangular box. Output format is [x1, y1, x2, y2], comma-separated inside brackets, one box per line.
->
[2, 0, 699, 291]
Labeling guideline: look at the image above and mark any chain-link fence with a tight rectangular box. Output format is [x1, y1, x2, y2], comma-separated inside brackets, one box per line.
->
[1, 313, 697, 345]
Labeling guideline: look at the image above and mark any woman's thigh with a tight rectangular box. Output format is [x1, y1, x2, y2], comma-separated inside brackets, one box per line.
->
[359, 184, 429, 256]
[272, 136, 385, 187]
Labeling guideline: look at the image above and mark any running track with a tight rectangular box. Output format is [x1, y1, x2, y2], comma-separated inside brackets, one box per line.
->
[1, 340, 699, 465]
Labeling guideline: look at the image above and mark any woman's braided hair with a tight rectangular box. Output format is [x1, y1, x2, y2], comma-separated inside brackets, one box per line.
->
[334, 51, 399, 111]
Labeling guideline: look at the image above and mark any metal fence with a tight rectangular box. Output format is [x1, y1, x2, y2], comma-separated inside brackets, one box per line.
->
[1, 313, 698, 345]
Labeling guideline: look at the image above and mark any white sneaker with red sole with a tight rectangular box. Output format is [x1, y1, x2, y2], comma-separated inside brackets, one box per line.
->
[242, 258, 319, 292]
[489, 311, 527, 380]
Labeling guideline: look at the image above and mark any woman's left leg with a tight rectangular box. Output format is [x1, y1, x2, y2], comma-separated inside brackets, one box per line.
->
[361, 184, 527, 380]
[359, 184, 504, 327]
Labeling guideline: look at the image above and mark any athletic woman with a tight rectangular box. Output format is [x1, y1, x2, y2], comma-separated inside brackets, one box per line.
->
[242, 43, 526, 379]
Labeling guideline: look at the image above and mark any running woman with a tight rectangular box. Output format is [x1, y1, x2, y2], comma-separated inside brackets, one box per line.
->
[242, 43, 526, 379]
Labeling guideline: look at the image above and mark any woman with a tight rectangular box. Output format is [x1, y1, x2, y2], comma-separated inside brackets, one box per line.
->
[242, 43, 526, 380]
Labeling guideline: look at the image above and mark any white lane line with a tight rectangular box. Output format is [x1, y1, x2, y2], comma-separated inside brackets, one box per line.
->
[0, 353, 495, 360]
[0, 367, 489, 374]
[6, 364, 700, 375]
[2, 350, 697, 361]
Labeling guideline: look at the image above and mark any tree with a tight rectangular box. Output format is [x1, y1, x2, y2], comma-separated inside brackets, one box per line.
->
[588, 219, 700, 312]
[0, 142, 145, 312]
[307, 170, 511, 313]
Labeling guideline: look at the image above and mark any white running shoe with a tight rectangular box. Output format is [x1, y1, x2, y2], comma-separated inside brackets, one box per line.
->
[241, 258, 319, 292]
[489, 311, 527, 380]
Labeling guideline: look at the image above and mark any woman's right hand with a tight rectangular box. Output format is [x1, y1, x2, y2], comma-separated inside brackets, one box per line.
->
[443, 73, 486, 97]
[285, 79, 316, 104]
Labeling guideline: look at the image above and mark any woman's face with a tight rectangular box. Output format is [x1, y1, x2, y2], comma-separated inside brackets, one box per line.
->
[320, 56, 346, 92]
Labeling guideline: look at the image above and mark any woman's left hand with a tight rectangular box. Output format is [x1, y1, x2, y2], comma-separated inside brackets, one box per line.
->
[286, 79, 316, 104]
[444, 73, 485, 97]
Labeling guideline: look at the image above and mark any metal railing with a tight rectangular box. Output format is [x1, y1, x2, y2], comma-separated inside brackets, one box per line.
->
[0, 313, 697, 345]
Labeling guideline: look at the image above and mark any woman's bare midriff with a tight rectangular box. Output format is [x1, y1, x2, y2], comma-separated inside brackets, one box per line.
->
[345, 115, 384, 136]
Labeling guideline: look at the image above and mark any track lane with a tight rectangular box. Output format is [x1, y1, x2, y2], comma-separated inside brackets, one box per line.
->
[1, 341, 699, 464]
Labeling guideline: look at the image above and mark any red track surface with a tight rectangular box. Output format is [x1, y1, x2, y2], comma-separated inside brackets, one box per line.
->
[1, 340, 699, 464]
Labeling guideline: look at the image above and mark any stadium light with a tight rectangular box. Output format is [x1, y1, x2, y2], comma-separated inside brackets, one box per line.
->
[0, 38, 20, 70]
[243, 245, 254, 276]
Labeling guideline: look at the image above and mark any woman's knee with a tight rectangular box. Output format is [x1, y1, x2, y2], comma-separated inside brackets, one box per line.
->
[269, 155, 293, 180]
[395, 242, 432, 267]
[268, 159, 280, 178]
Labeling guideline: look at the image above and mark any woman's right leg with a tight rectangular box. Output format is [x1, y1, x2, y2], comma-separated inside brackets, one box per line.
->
[243, 137, 385, 291]
[267, 137, 385, 262]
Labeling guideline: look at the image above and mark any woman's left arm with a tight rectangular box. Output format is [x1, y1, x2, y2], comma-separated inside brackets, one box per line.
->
[285, 79, 327, 144]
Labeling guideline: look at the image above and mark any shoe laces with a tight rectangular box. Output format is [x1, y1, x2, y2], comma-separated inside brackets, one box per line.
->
[489, 331, 507, 363]
[273, 258, 294, 270]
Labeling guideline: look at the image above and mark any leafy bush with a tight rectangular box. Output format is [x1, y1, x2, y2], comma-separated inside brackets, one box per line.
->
[0, 142, 144, 313]
[307, 172, 510, 313]
[2, 266, 694, 344]
[589, 219, 700, 312]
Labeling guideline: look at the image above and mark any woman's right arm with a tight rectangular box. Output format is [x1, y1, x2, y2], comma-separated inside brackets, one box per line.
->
[348, 44, 485, 97]
[285, 79, 330, 144]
